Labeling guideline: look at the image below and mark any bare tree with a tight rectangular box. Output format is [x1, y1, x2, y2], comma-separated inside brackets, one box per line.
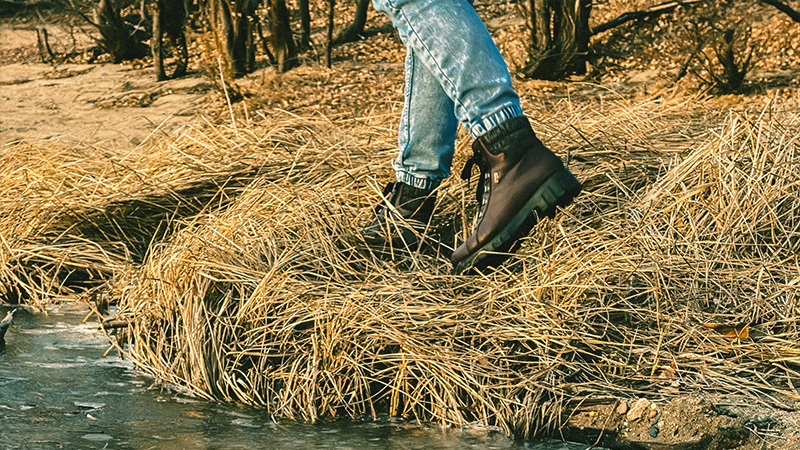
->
[519, 0, 712, 80]
[326, 0, 335, 68]
[270, 0, 296, 73]
[299, 0, 311, 49]
[206, 0, 258, 77]
[519, 0, 592, 80]
[334, 0, 369, 45]
[77, 0, 149, 63]
[705, 28, 753, 93]
[152, 0, 188, 80]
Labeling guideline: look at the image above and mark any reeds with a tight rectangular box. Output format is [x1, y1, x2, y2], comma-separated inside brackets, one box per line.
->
[89, 99, 800, 438]
[0, 118, 316, 307]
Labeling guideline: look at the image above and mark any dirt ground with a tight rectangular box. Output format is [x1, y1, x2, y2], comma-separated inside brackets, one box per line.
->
[560, 396, 800, 449]
[1, 2, 799, 449]
[0, 22, 212, 149]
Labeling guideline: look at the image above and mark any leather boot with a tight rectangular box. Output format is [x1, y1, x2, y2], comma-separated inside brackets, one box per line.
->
[451, 116, 581, 274]
[362, 182, 437, 251]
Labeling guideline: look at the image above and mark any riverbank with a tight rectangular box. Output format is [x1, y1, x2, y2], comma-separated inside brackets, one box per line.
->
[5, 303, 583, 450]
[109, 99, 800, 448]
[2, 1, 800, 448]
[5, 92, 798, 448]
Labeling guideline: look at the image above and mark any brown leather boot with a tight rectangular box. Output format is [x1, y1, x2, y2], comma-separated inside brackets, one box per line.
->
[451, 116, 581, 274]
[362, 182, 437, 252]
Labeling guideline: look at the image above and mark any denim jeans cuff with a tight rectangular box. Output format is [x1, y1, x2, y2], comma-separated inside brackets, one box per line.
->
[469, 104, 525, 138]
[396, 171, 442, 190]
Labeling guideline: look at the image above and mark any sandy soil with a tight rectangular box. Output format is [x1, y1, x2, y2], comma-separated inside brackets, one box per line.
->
[0, 23, 212, 149]
[1, 62, 212, 148]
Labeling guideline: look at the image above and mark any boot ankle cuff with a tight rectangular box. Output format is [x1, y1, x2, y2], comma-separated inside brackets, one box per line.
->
[400, 183, 434, 201]
[478, 116, 536, 155]
[396, 173, 441, 191]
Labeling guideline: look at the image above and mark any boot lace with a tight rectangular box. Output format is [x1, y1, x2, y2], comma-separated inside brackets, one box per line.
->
[460, 151, 487, 205]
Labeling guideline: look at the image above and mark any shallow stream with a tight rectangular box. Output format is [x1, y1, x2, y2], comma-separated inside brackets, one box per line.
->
[0, 305, 593, 449]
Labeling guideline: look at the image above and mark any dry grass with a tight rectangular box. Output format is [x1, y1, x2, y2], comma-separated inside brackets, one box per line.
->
[2, 93, 798, 438]
[0, 117, 313, 307]
[65, 98, 796, 438]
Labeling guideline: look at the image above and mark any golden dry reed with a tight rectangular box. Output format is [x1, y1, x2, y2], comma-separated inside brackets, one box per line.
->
[0, 119, 299, 308]
[3, 98, 799, 438]
[113, 100, 799, 438]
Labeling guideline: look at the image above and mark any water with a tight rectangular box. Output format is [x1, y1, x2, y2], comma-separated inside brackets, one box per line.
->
[0, 305, 592, 450]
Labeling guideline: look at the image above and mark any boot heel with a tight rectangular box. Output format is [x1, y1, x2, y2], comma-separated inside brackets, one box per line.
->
[536, 169, 581, 215]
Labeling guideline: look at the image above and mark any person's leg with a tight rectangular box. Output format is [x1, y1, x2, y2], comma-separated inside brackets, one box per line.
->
[394, 46, 458, 190]
[372, 0, 522, 137]
[371, 0, 580, 271]
[361, 45, 457, 251]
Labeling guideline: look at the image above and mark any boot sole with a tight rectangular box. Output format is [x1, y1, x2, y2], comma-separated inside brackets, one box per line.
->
[453, 168, 581, 275]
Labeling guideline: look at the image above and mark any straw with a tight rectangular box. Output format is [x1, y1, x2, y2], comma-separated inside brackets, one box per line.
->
[91, 99, 800, 438]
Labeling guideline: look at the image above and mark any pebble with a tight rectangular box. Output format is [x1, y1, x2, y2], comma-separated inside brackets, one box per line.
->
[626, 398, 651, 422]
[617, 401, 628, 415]
[75, 402, 105, 410]
[82, 433, 112, 441]
[649, 426, 660, 438]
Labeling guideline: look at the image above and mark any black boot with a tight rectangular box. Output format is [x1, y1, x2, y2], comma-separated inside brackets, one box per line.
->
[362, 182, 437, 251]
[451, 116, 581, 274]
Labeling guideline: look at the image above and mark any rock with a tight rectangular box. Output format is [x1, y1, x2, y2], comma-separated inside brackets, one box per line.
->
[617, 401, 628, 415]
[462, 422, 489, 437]
[649, 426, 659, 437]
[75, 402, 105, 410]
[0, 309, 16, 354]
[82, 433, 112, 441]
[626, 398, 651, 422]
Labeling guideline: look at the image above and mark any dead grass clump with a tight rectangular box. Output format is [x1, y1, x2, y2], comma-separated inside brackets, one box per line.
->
[113, 100, 800, 438]
[0, 116, 370, 308]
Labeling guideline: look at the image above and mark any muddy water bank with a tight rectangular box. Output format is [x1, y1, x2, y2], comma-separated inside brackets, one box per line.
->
[0, 304, 595, 449]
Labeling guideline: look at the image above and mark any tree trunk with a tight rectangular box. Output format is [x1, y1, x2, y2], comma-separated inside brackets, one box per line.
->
[270, 0, 296, 73]
[521, 0, 592, 80]
[299, 0, 311, 49]
[152, 0, 189, 81]
[334, 0, 369, 45]
[255, 18, 277, 64]
[326, 0, 335, 68]
[232, 0, 255, 75]
[207, 0, 256, 77]
[207, 0, 234, 74]
[152, 0, 166, 80]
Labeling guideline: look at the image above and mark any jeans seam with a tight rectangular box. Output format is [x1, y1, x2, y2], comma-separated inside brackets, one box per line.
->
[398, 51, 414, 166]
[395, 7, 470, 125]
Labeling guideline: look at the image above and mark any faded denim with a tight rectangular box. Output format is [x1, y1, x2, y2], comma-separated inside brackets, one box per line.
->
[373, 0, 523, 189]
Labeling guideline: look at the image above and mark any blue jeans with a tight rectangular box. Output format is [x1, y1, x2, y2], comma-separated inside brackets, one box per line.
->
[372, 0, 523, 190]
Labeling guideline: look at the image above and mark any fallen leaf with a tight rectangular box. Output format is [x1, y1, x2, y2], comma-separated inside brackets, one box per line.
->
[701, 323, 750, 340]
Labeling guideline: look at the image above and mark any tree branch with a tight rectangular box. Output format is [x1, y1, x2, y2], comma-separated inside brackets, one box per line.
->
[591, 0, 703, 36]
[760, 0, 800, 23]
